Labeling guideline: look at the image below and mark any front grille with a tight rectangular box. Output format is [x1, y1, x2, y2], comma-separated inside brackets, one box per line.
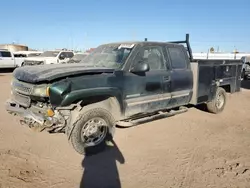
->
[12, 79, 33, 95]
[11, 91, 31, 107]
[11, 79, 33, 107]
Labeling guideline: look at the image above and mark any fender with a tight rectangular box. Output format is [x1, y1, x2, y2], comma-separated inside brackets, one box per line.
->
[61, 87, 123, 108]
[65, 95, 123, 140]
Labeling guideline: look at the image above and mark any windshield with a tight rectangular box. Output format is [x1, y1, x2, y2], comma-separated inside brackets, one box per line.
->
[40, 51, 59, 57]
[79, 43, 134, 69]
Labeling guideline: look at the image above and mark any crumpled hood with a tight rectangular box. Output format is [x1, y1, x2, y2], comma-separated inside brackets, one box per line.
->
[13, 63, 115, 83]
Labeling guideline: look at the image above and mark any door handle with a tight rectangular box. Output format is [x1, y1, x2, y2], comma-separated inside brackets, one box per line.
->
[163, 76, 170, 81]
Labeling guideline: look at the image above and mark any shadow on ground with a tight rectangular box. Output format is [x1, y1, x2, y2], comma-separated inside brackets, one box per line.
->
[241, 80, 250, 89]
[80, 140, 125, 188]
[0, 68, 14, 74]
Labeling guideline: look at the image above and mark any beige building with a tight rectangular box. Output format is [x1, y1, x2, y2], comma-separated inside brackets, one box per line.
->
[0, 44, 28, 52]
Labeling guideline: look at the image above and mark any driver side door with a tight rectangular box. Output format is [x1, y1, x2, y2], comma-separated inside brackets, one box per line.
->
[123, 45, 171, 117]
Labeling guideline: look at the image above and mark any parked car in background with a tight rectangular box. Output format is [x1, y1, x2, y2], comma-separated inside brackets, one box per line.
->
[67, 53, 89, 64]
[0, 49, 17, 68]
[241, 56, 250, 80]
[13, 51, 43, 66]
[22, 50, 74, 66]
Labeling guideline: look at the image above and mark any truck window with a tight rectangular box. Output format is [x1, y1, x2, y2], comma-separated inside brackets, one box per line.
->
[140, 46, 165, 70]
[66, 52, 74, 58]
[0, 51, 12, 58]
[59, 52, 66, 59]
[168, 47, 187, 69]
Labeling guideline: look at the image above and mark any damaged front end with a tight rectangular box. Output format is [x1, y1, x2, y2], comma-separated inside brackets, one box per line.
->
[5, 78, 69, 133]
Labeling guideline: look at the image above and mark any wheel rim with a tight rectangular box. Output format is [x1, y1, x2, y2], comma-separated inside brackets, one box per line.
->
[216, 93, 225, 109]
[81, 117, 108, 147]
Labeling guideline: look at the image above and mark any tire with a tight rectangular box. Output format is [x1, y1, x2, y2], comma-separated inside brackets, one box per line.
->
[206, 87, 227, 114]
[69, 108, 115, 155]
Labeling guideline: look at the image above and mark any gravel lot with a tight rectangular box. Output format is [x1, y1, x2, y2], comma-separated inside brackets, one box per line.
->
[0, 72, 250, 188]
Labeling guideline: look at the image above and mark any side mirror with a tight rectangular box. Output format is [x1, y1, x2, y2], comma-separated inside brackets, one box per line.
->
[131, 61, 150, 73]
[59, 54, 65, 60]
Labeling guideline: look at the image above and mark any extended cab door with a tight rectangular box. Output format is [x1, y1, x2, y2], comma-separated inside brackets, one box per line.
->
[124, 44, 171, 117]
[0, 51, 15, 68]
[165, 45, 193, 107]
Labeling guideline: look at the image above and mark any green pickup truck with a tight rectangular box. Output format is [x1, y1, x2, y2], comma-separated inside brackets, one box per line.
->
[5, 34, 242, 155]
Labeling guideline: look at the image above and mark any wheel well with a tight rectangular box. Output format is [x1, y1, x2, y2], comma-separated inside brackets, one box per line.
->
[72, 95, 123, 120]
[220, 85, 231, 93]
[66, 95, 122, 140]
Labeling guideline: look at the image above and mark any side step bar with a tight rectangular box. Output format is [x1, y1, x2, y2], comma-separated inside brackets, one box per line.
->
[116, 106, 188, 128]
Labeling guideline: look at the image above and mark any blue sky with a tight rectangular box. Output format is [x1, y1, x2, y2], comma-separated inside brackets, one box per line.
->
[1, 0, 249, 52]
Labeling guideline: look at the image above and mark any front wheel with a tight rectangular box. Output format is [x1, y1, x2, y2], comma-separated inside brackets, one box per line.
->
[206, 87, 227, 114]
[69, 108, 115, 155]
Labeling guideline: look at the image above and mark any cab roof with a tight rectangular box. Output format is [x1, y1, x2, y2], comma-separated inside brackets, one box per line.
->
[100, 41, 183, 47]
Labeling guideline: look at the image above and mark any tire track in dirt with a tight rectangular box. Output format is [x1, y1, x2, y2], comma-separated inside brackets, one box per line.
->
[178, 146, 250, 188]
[0, 149, 81, 188]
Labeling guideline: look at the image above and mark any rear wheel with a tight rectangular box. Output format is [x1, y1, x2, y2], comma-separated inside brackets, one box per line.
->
[206, 87, 227, 114]
[69, 108, 115, 155]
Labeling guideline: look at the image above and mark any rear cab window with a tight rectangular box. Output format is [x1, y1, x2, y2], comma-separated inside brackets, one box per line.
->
[167, 47, 188, 69]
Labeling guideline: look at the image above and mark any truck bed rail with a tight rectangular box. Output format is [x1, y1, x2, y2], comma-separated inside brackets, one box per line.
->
[168, 33, 194, 62]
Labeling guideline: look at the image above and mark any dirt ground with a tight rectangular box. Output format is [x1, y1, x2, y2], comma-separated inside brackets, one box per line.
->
[0, 72, 250, 188]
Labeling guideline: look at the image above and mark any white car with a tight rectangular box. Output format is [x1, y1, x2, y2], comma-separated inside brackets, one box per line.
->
[13, 51, 43, 66]
[23, 50, 74, 66]
[0, 49, 17, 68]
[241, 56, 250, 80]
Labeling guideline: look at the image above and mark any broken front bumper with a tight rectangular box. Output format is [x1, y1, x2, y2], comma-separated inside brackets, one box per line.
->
[5, 99, 67, 133]
[5, 99, 45, 125]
